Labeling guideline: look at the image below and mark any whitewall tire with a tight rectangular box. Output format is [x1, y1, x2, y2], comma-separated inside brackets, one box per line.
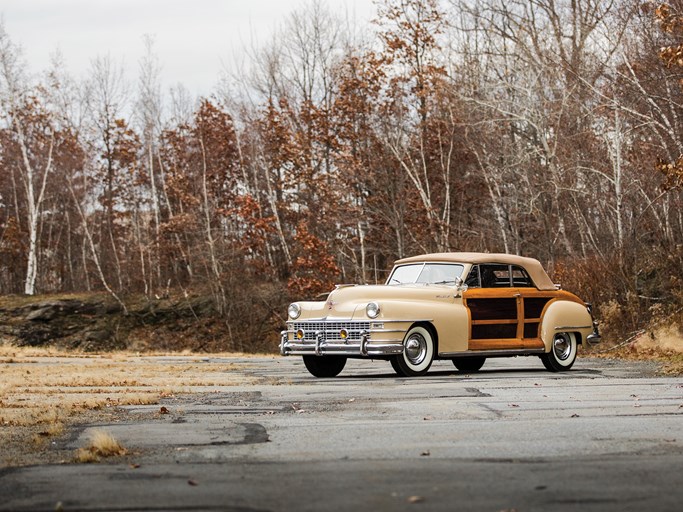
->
[391, 325, 435, 377]
[540, 332, 577, 372]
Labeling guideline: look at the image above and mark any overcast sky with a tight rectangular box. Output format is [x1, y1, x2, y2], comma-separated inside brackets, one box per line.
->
[1, 0, 376, 97]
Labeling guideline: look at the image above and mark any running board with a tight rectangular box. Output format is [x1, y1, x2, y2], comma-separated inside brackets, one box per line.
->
[439, 348, 546, 358]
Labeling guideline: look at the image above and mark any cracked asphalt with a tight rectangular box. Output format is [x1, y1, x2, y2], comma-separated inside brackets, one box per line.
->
[1, 355, 682, 512]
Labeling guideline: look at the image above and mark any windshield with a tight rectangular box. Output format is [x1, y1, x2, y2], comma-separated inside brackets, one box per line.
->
[387, 263, 465, 286]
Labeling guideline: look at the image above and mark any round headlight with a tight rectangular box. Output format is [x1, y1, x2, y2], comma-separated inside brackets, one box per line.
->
[288, 303, 301, 320]
[366, 302, 380, 319]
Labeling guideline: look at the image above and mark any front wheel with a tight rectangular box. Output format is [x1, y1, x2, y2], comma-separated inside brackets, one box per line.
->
[453, 356, 486, 373]
[391, 325, 435, 377]
[540, 332, 577, 372]
[303, 356, 347, 378]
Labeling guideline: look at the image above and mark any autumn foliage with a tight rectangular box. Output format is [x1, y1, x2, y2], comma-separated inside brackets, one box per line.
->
[1, 1, 683, 351]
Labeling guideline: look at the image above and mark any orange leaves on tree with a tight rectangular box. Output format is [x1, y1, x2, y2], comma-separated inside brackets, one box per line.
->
[656, 3, 683, 68]
[259, 98, 301, 176]
[656, 3, 683, 33]
[376, 0, 445, 64]
[656, 156, 683, 189]
[95, 117, 141, 215]
[219, 194, 277, 255]
[654, 4, 683, 189]
[287, 222, 339, 299]
[192, 99, 240, 203]
[374, 0, 448, 109]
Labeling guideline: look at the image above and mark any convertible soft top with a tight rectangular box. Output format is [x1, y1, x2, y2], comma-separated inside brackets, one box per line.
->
[394, 252, 557, 291]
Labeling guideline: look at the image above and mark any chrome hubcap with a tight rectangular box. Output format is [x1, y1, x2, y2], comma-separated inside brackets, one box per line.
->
[553, 334, 572, 361]
[405, 334, 427, 365]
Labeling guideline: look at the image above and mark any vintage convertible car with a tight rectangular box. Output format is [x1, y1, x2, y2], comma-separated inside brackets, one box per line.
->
[281, 253, 601, 377]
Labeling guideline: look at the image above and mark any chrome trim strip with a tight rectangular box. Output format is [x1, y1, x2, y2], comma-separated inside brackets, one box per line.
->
[283, 328, 407, 335]
[286, 318, 432, 324]
[280, 328, 408, 336]
[554, 325, 591, 331]
[370, 319, 433, 323]
[438, 348, 546, 357]
[285, 328, 406, 335]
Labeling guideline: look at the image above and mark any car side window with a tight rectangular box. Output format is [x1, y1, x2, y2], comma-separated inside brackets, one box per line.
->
[465, 265, 481, 287]
[511, 266, 532, 287]
[467, 264, 533, 288]
[480, 264, 512, 287]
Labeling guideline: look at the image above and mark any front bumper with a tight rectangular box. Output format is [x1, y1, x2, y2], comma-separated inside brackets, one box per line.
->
[280, 320, 406, 357]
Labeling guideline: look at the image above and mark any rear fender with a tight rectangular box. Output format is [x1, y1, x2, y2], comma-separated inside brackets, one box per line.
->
[540, 300, 593, 351]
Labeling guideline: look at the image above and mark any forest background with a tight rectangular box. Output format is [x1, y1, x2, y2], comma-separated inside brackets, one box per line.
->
[1, 0, 683, 354]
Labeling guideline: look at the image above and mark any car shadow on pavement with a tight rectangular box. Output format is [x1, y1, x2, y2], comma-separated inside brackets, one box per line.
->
[328, 367, 603, 380]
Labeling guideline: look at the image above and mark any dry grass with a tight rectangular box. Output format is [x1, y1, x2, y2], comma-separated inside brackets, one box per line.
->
[0, 345, 260, 467]
[590, 320, 683, 375]
[628, 320, 683, 374]
[633, 323, 683, 353]
[75, 429, 127, 463]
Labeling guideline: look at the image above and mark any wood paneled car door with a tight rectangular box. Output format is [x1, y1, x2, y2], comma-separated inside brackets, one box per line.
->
[464, 264, 548, 351]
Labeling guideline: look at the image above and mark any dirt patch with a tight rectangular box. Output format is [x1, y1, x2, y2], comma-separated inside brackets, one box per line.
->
[0, 345, 260, 467]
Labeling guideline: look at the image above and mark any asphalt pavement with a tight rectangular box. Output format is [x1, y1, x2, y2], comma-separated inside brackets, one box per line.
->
[1, 355, 682, 512]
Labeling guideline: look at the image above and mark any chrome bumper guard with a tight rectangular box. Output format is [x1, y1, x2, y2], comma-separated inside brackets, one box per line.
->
[586, 331, 601, 345]
[584, 303, 602, 346]
[280, 328, 404, 357]
[586, 321, 601, 346]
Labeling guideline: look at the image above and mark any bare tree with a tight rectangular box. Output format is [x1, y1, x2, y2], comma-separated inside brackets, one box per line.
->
[136, 35, 164, 294]
[0, 22, 54, 295]
[451, 0, 629, 261]
[86, 55, 129, 289]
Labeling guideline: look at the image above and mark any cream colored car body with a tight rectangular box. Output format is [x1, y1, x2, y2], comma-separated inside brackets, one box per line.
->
[281, 252, 601, 376]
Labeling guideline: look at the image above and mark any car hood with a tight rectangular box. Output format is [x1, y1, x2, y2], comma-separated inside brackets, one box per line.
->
[315, 284, 455, 319]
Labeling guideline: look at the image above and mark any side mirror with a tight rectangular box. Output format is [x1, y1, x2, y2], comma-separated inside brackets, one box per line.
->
[454, 277, 468, 297]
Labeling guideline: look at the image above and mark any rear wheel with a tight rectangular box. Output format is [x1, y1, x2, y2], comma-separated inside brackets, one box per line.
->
[302, 356, 347, 378]
[540, 332, 577, 372]
[391, 326, 434, 377]
[453, 356, 486, 373]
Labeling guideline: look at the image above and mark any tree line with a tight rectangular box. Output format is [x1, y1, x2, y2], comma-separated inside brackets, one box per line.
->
[1, 0, 683, 349]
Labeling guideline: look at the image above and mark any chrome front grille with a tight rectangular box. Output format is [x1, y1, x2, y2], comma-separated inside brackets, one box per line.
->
[291, 321, 371, 343]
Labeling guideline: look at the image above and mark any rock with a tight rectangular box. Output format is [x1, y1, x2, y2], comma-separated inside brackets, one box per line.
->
[16, 325, 58, 346]
[24, 300, 92, 322]
[26, 306, 58, 322]
[83, 329, 113, 343]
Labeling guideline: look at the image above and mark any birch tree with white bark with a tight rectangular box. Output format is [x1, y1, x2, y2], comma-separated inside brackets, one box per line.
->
[0, 22, 54, 295]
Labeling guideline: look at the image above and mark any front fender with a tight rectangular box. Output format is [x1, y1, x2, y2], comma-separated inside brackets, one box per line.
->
[352, 298, 468, 354]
